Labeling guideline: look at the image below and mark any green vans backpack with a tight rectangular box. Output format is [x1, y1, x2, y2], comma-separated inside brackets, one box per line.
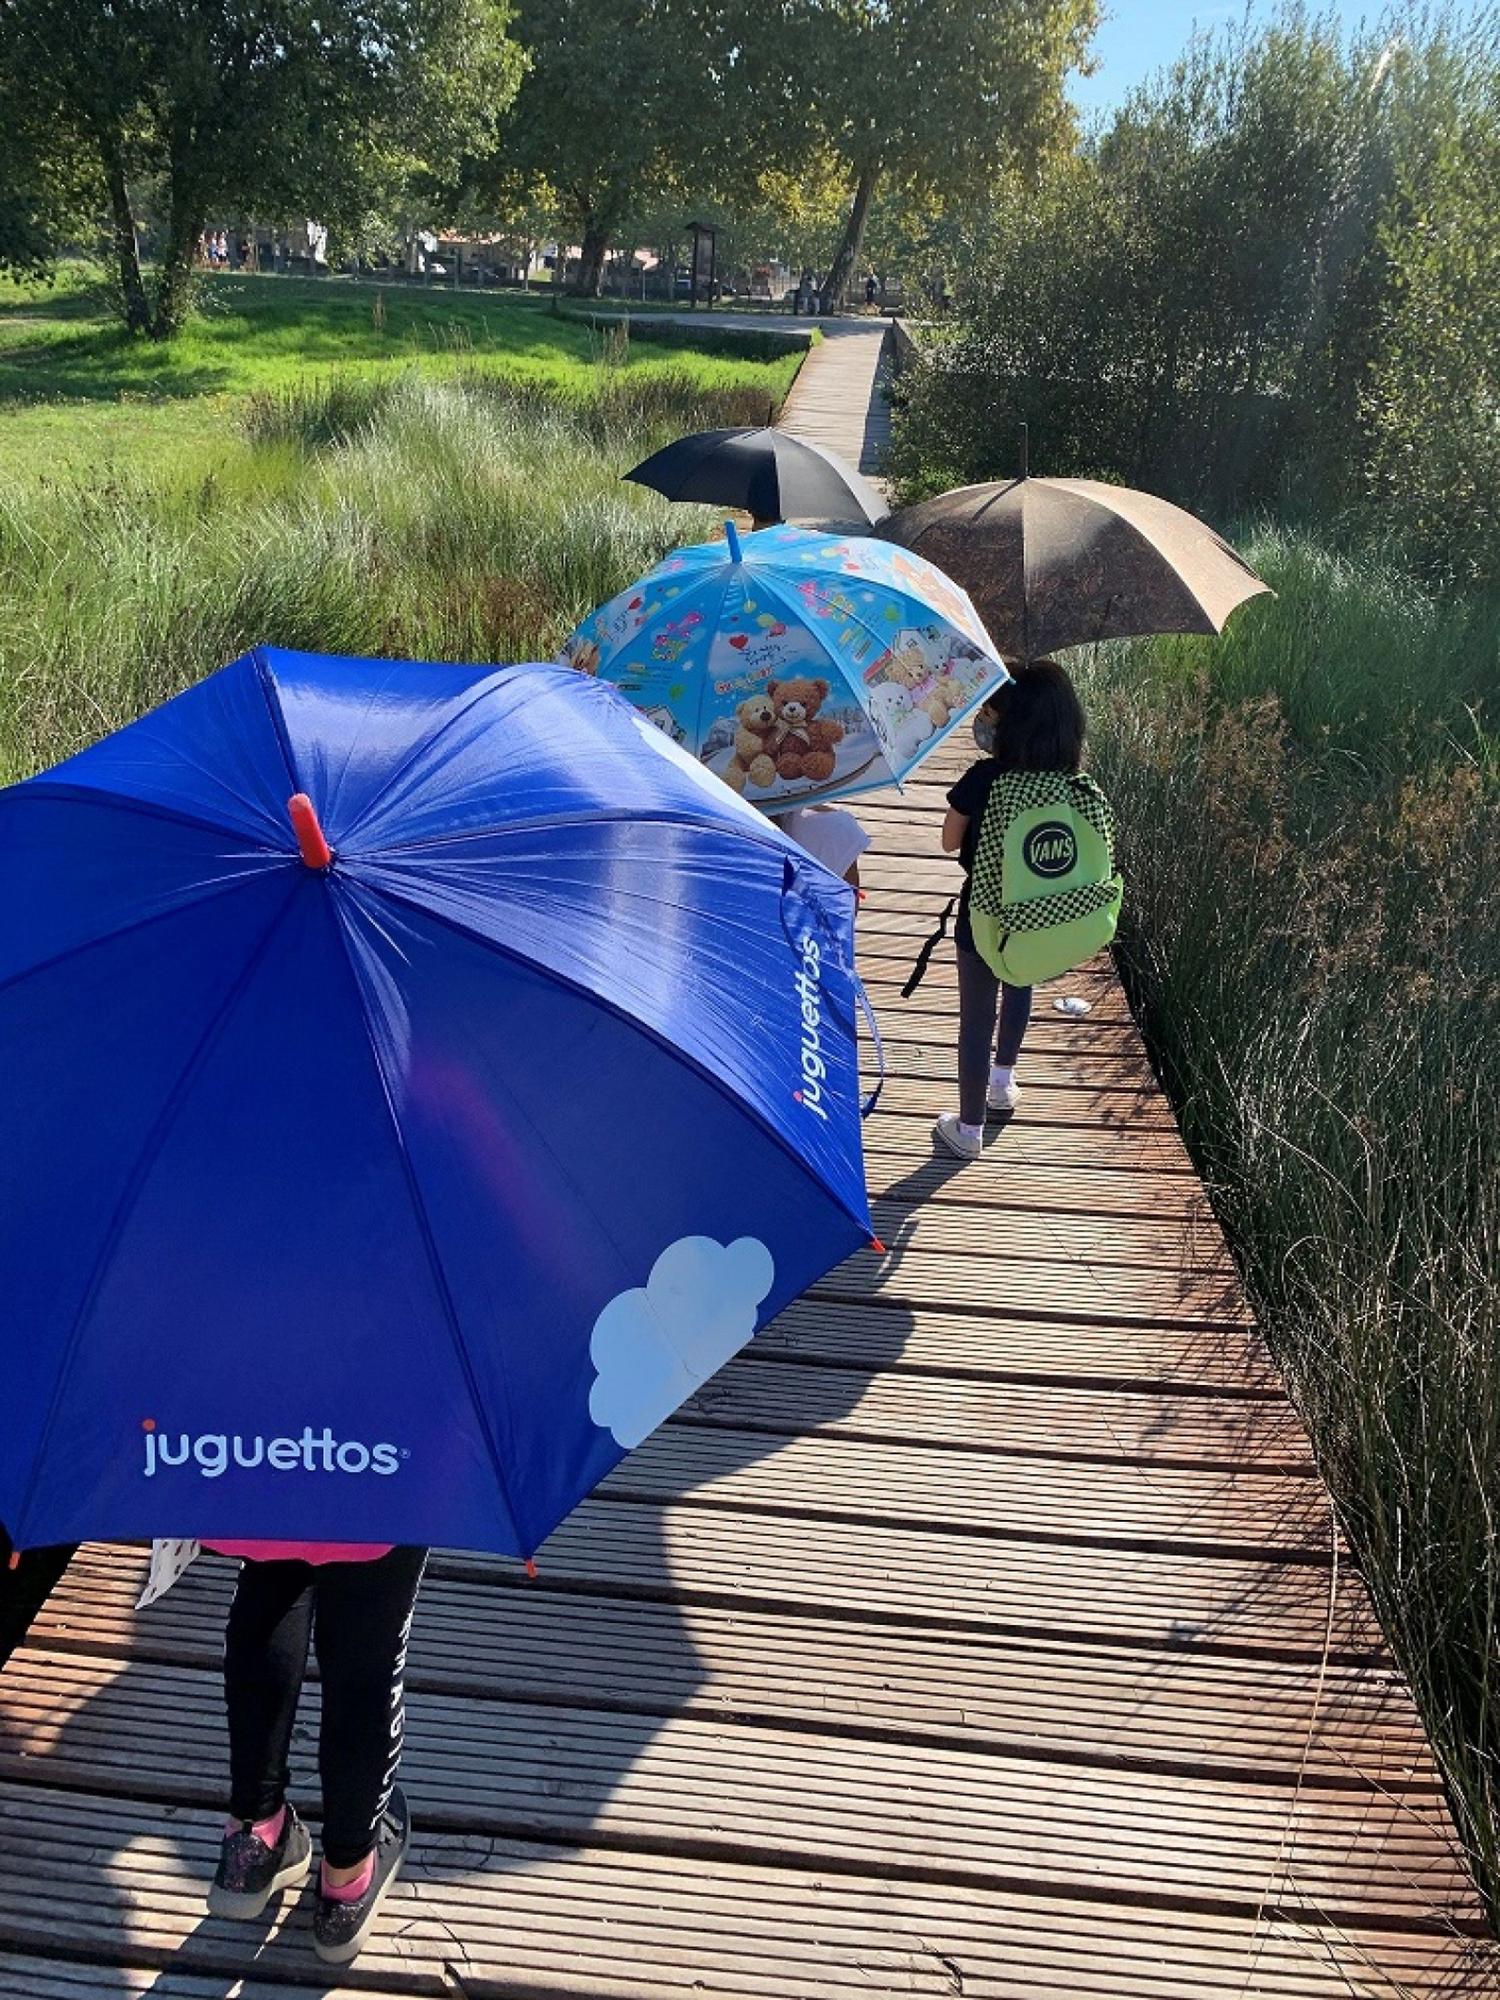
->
[968, 770, 1123, 987]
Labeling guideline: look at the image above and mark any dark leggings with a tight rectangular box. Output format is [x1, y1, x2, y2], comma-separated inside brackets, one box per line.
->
[957, 943, 1032, 1126]
[224, 1545, 427, 1867]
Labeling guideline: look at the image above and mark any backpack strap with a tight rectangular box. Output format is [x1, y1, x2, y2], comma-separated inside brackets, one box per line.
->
[900, 893, 956, 998]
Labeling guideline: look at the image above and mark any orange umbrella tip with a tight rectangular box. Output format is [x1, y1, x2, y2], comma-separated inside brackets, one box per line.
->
[869, 1236, 887, 1255]
[287, 793, 333, 870]
[524, 1557, 539, 1580]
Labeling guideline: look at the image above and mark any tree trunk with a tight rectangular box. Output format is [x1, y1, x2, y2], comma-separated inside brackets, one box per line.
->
[571, 221, 611, 297]
[96, 132, 151, 336]
[821, 160, 880, 314]
[149, 175, 205, 341]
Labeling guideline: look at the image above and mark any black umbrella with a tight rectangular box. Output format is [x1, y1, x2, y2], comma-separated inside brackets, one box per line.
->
[624, 427, 884, 527]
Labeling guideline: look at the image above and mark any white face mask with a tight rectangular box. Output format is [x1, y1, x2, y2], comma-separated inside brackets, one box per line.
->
[972, 714, 997, 754]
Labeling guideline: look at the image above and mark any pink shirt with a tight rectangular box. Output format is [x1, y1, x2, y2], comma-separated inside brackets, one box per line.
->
[206, 1541, 392, 1565]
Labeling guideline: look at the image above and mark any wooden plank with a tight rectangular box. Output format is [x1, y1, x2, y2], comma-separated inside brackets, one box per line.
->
[859, 1144, 1210, 1218]
[3, 1787, 1495, 1999]
[868, 1078, 1185, 1136]
[860, 1113, 1200, 1177]
[759, 1296, 1281, 1393]
[864, 1196, 1234, 1274]
[816, 1241, 1251, 1328]
[599, 1423, 1330, 1558]
[0, 1654, 1474, 1923]
[680, 1357, 1312, 1470]
[33, 1548, 1427, 1786]
[526, 1496, 1371, 1661]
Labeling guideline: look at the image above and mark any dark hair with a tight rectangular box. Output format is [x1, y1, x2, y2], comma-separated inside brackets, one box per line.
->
[985, 659, 1086, 773]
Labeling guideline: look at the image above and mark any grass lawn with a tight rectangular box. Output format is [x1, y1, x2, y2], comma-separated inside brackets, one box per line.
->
[0, 266, 805, 481]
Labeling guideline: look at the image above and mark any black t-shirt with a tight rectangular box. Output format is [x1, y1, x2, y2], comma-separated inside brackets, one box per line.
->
[947, 757, 1003, 949]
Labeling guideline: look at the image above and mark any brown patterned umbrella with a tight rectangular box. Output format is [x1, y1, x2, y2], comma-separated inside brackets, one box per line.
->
[876, 473, 1272, 660]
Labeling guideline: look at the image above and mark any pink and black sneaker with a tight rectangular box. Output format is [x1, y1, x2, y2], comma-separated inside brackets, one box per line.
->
[208, 1801, 312, 1918]
[313, 1786, 411, 1965]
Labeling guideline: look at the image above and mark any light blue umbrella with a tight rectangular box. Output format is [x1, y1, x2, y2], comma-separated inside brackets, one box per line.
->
[561, 522, 1008, 806]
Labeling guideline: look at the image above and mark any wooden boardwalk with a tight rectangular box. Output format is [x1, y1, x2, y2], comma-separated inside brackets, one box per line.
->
[777, 320, 892, 480]
[0, 344, 1494, 1997]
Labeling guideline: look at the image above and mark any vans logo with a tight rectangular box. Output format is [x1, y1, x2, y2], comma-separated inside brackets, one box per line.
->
[140, 1417, 404, 1479]
[1022, 821, 1077, 878]
[790, 933, 829, 1122]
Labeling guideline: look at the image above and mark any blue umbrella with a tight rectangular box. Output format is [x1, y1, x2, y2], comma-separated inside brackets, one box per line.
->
[0, 649, 874, 1559]
[560, 522, 1009, 807]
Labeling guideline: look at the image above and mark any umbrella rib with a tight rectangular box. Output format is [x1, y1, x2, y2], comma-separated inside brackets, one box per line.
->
[17, 781, 290, 851]
[344, 804, 791, 862]
[320, 888, 529, 1558]
[328, 672, 514, 849]
[7, 876, 302, 1548]
[349, 870, 875, 1248]
[0, 865, 291, 1005]
[687, 561, 741, 771]
[750, 568, 896, 739]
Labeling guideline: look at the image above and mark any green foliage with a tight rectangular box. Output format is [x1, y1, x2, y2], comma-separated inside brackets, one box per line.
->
[751, 0, 1096, 303]
[557, 310, 814, 366]
[1075, 528, 1500, 1913]
[1364, 29, 1500, 585]
[0, 0, 523, 336]
[0, 269, 802, 478]
[887, 6, 1500, 585]
[0, 69, 97, 280]
[483, 0, 763, 295]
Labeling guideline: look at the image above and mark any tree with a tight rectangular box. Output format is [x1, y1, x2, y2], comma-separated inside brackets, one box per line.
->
[0, 0, 523, 337]
[1364, 18, 1500, 584]
[489, 0, 775, 296]
[748, 0, 1098, 312]
[0, 69, 97, 282]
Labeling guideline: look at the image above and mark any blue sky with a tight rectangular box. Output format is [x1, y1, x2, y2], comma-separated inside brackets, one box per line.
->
[1068, 2, 1476, 114]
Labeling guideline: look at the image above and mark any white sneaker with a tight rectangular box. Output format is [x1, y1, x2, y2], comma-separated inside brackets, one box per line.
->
[933, 1114, 983, 1161]
[987, 1072, 1020, 1112]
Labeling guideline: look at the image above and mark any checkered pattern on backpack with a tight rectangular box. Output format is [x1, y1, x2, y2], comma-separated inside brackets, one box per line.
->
[993, 876, 1122, 931]
[971, 771, 1111, 917]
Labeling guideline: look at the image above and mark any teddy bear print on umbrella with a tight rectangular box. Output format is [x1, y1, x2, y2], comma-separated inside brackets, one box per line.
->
[560, 523, 1008, 810]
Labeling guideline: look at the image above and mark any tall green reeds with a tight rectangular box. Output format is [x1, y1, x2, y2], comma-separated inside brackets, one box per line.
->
[1077, 525, 1500, 1915]
[0, 371, 741, 783]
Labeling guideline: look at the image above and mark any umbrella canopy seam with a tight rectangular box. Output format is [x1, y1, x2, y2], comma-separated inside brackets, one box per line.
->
[0, 866, 288, 1006]
[322, 883, 528, 1557]
[345, 867, 874, 1250]
[5, 878, 301, 1548]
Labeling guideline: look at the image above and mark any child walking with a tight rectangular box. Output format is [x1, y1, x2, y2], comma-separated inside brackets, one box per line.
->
[207, 1539, 427, 1965]
[934, 660, 1089, 1162]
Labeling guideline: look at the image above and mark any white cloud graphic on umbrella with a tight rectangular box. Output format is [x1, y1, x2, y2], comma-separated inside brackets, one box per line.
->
[589, 1235, 775, 1449]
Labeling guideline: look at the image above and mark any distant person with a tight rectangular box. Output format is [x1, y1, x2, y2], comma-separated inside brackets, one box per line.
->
[206, 1539, 427, 1965]
[864, 272, 878, 309]
[215, 230, 229, 269]
[932, 661, 1092, 1161]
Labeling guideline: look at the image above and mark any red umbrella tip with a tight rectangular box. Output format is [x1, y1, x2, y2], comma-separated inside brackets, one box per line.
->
[287, 794, 333, 870]
[870, 1237, 887, 1256]
[524, 1557, 539, 1580]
